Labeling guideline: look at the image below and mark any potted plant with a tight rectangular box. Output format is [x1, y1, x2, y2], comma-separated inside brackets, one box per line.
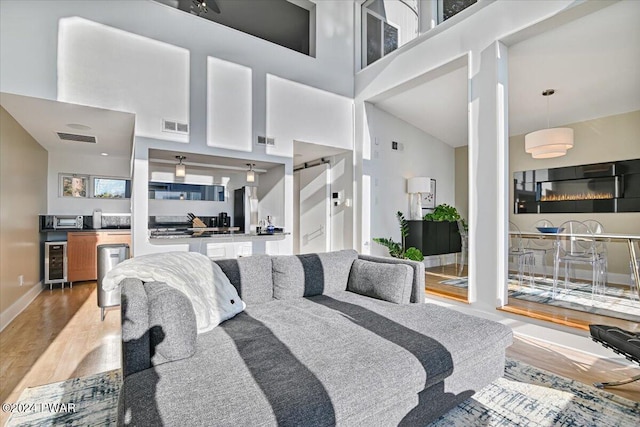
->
[373, 211, 424, 261]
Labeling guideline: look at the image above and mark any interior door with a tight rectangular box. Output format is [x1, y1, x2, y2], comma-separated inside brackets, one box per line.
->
[298, 163, 331, 254]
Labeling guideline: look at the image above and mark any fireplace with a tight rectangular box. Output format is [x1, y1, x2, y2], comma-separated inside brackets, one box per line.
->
[514, 159, 640, 214]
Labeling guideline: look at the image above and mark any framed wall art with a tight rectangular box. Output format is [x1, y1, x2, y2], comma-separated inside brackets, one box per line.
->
[60, 174, 89, 198]
[421, 178, 436, 210]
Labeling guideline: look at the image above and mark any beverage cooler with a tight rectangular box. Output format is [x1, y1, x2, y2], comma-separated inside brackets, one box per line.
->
[97, 243, 130, 321]
[45, 241, 67, 289]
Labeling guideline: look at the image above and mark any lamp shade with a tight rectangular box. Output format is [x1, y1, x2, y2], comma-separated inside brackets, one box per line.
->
[175, 163, 186, 177]
[525, 128, 574, 159]
[246, 169, 255, 183]
[407, 177, 431, 194]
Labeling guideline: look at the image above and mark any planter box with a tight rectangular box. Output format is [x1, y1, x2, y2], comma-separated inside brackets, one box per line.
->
[406, 220, 462, 256]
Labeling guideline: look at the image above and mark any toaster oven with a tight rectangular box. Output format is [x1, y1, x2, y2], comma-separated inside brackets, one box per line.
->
[53, 215, 84, 229]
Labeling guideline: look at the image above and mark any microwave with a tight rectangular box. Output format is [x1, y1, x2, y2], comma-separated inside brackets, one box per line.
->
[53, 215, 84, 229]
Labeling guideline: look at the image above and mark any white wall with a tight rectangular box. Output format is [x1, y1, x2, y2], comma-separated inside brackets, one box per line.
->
[330, 151, 354, 251]
[58, 17, 190, 143]
[0, 0, 356, 256]
[47, 151, 131, 215]
[257, 166, 286, 228]
[257, 165, 287, 255]
[207, 56, 252, 151]
[363, 103, 454, 256]
[0, 106, 48, 328]
[266, 74, 354, 157]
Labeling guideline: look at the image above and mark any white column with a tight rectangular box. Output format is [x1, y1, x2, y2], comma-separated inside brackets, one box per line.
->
[468, 41, 509, 308]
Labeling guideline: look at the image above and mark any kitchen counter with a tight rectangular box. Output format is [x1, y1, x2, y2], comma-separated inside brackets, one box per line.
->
[149, 231, 289, 245]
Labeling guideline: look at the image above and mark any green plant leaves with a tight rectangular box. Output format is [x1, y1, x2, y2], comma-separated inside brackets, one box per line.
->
[423, 204, 461, 222]
[373, 211, 425, 261]
[372, 237, 402, 258]
[404, 247, 424, 261]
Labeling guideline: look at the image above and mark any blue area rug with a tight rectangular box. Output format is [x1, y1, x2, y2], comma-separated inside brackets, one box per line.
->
[440, 276, 640, 323]
[6, 360, 639, 426]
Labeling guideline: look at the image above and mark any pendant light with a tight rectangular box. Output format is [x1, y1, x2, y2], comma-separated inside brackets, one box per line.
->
[525, 89, 574, 159]
[176, 156, 186, 177]
[246, 163, 255, 183]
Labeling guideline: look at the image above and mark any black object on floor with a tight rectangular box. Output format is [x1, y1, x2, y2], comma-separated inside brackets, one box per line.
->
[589, 324, 640, 388]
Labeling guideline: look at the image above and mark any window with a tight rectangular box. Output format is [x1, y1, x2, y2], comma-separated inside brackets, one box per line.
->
[438, 0, 477, 23]
[363, 0, 418, 67]
[93, 177, 131, 199]
[58, 173, 131, 199]
[148, 182, 225, 202]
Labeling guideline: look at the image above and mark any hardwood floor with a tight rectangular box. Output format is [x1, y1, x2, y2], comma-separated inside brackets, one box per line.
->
[425, 264, 469, 302]
[0, 278, 637, 426]
[0, 282, 120, 426]
[506, 335, 640, 402]
[426, 263, 639, 332]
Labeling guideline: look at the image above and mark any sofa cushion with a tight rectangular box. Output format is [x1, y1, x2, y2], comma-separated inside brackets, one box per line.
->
[122, 292, 512, 426]
[272, 249, 358, 300]
[214, 255, 273, 305]
[144, 282, 197, 362]
[357, 254, 425, 304]
[347, 259, 413, 304]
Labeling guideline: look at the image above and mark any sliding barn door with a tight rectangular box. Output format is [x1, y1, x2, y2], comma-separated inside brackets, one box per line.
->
[297, 163, 330, 254]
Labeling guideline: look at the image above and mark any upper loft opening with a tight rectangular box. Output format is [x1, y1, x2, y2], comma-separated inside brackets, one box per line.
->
[361, 0, 478, 68]
[154, 0, 316, 56]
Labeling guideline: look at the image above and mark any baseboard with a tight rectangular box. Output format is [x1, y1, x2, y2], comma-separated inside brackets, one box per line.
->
[0, 281, 44, 332]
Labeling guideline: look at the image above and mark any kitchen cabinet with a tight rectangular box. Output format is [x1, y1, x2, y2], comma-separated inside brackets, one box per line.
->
[67, 231, 131, 283]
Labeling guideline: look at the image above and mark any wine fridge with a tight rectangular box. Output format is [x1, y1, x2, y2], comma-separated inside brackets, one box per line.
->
[44, 241, 67, 289]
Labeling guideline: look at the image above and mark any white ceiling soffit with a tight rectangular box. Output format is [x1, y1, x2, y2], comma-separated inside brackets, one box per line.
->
[0, 92, 135, 157]
[508, 0, 640, 137]
[369, 56, 468, 148]
[148, 149, 282, 172]
[293, 140, 350, 167]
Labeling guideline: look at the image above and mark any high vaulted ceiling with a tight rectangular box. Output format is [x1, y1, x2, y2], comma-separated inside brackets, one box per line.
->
[370, 0, 640, 148]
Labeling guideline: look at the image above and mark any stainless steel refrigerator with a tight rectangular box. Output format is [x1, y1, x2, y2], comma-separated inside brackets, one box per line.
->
[234, 186, 258, 233]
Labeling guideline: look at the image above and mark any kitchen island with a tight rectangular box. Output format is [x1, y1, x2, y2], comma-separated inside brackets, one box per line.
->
[148, 227, 290, 258]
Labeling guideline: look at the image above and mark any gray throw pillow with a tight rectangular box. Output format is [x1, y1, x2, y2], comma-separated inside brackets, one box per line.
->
[347, 259, 413, 304]
[144, 282, 198, 362]
[272, 250, 358, 300]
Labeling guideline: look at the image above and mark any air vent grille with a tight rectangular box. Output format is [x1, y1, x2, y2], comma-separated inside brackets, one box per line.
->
[163, 119, 189, 134]
[56, 132, 97, 143]
[256, 136, 276, 146]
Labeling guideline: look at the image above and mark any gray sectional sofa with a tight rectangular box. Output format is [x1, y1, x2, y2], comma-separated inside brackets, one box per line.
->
[118, 250, 512, 426]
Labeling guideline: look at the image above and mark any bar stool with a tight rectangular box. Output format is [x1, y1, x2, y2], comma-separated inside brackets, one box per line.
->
[456, 219, 468, 276]
[527, 219, 556, 280]
[509, 222, 535, 288]
[553, 220, 605, 302]
[583, 219, 609, 294]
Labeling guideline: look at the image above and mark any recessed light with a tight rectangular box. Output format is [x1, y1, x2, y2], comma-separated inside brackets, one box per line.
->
[100, 152, 109, 156]
[67, 123, 92, 131]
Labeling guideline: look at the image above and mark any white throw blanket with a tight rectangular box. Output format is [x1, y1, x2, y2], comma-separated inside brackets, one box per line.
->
[103, 252, 245, 333]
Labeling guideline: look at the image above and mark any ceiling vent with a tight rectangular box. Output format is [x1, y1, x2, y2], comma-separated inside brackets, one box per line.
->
[163, 119, 189, 134]
[56, 132, 97, 143]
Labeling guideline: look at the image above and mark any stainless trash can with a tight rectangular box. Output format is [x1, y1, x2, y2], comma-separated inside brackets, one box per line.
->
[97, 243, 130, 321]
